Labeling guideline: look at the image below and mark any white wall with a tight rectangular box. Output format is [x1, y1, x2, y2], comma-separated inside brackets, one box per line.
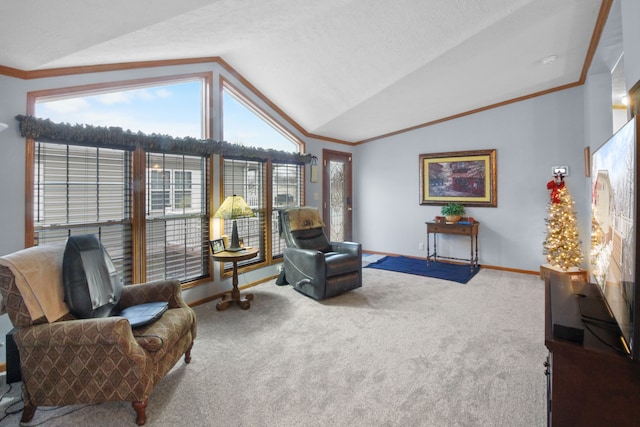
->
[352, 0, 636, 272]
[354, 87, 587, 271]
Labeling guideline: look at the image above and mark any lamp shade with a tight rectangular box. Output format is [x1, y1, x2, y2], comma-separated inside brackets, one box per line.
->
[214, 195, 254, 220]
[213, 195, 254, 252]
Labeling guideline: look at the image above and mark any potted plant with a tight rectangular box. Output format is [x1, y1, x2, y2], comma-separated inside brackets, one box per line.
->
[441, 203, 465, 223]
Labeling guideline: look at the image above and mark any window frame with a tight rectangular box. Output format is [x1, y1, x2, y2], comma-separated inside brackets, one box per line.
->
[219, 78, 306, 275]
[25, 72, 213, 285]
[23, 71, 307, 285]
[145, 152, 209, 283]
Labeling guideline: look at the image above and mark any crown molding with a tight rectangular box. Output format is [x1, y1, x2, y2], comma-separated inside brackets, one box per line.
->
[1, 57, 220, 79]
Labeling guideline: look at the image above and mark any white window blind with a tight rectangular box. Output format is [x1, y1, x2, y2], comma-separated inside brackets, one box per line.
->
[146, 152, 209, 282]
[272, 162, 303, 258]
[34, 142, 133, 284]
[222, 158, 265, 267]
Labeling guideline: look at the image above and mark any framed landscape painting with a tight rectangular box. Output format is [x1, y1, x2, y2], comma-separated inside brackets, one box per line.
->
[420, 149, 497, 207]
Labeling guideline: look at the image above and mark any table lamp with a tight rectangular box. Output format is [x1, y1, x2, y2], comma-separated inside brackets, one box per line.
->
[214, 195, 254, 252]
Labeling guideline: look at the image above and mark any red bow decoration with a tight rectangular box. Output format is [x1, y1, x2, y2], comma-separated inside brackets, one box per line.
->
[547, 179, 565, 204]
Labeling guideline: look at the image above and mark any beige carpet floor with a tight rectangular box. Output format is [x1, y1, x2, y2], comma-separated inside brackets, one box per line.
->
[0, 267, 546, 426]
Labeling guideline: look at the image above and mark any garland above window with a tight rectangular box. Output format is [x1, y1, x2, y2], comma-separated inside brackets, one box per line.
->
[15, 115, 311, 164]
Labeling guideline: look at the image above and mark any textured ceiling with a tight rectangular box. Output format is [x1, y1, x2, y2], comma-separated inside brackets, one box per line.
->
[0, 0, 606, 143]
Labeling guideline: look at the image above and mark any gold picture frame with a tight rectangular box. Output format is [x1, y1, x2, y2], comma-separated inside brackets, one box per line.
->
[419, 149, 497, 207]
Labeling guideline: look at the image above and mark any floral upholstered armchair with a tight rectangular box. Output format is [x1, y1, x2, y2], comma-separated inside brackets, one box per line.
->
[0, 241, 197, 425]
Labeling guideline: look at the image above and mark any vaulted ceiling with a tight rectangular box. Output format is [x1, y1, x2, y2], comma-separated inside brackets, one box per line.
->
[0, 0, 609, 143]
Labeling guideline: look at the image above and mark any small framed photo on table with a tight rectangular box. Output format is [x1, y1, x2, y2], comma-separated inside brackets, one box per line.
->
[210, 238, 225, 254]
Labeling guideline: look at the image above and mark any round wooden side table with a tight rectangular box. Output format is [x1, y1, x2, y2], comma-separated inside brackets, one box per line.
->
[211, 247, 259, 311]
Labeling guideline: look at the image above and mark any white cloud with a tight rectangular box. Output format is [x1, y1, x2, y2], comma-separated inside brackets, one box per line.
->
[155, 88, 172, 98]
[38, 98, 90, 115]
[133, 89, 156, 101]
[92, 88, 172, 105]
[94, 92, 134, 105]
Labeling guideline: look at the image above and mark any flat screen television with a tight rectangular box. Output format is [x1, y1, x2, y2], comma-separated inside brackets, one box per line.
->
[590, 115, 640, 360]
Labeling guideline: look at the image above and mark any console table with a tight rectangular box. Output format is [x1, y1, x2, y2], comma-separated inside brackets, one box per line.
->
[425, 219, 479, 270]
[212, 247, 259, 311]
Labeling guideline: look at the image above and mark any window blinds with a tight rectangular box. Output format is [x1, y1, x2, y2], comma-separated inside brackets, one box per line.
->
[34, 142, 134, 284]
[145, 152, 209, 282]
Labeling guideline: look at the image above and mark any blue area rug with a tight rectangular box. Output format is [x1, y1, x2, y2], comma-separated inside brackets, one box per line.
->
[365, 256, 480, 284]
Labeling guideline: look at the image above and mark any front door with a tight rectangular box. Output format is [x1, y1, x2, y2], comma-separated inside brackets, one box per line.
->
[322, 149, 353, 241]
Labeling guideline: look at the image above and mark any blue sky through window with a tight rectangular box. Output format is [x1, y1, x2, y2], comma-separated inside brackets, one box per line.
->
[223, 90, 298, 152]
[36, 80, 203, 138]
[34, 80, 300, 153]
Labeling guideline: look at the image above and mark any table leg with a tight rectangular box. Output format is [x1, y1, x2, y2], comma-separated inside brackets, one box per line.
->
[426, 232, 438, 265]
[433, 233, 437, 262]
[470, 234, 474, 271]
[216, 261, 253, 311]
[475, 234, 479, 268]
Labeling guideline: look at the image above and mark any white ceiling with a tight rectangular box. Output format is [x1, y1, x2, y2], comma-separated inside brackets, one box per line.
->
[0, 0, 606, 143]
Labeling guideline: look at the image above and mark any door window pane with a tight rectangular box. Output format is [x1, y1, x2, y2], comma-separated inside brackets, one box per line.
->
[329, 160, 346, 242]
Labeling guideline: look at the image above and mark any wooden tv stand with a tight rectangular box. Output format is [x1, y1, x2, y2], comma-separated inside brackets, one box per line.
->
[545, 274, 640, 426]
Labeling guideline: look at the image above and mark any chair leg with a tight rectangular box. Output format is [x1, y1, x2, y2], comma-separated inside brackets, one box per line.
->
[132, 399, 148, 426]
[184, 342, 193, 363]
[21, 400, 37, 423]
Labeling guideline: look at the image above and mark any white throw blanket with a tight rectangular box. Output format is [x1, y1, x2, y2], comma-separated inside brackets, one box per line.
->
[0, 243, 69, 322]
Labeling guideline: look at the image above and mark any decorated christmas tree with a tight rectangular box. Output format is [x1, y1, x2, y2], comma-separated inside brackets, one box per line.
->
[543, 176, 584, 270]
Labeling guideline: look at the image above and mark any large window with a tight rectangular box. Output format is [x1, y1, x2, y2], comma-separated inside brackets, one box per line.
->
[222, 83, 304, 265]
[31, 76, 209, 284]
[146, 153, 208, 282]
[28, 73, 305, 284]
